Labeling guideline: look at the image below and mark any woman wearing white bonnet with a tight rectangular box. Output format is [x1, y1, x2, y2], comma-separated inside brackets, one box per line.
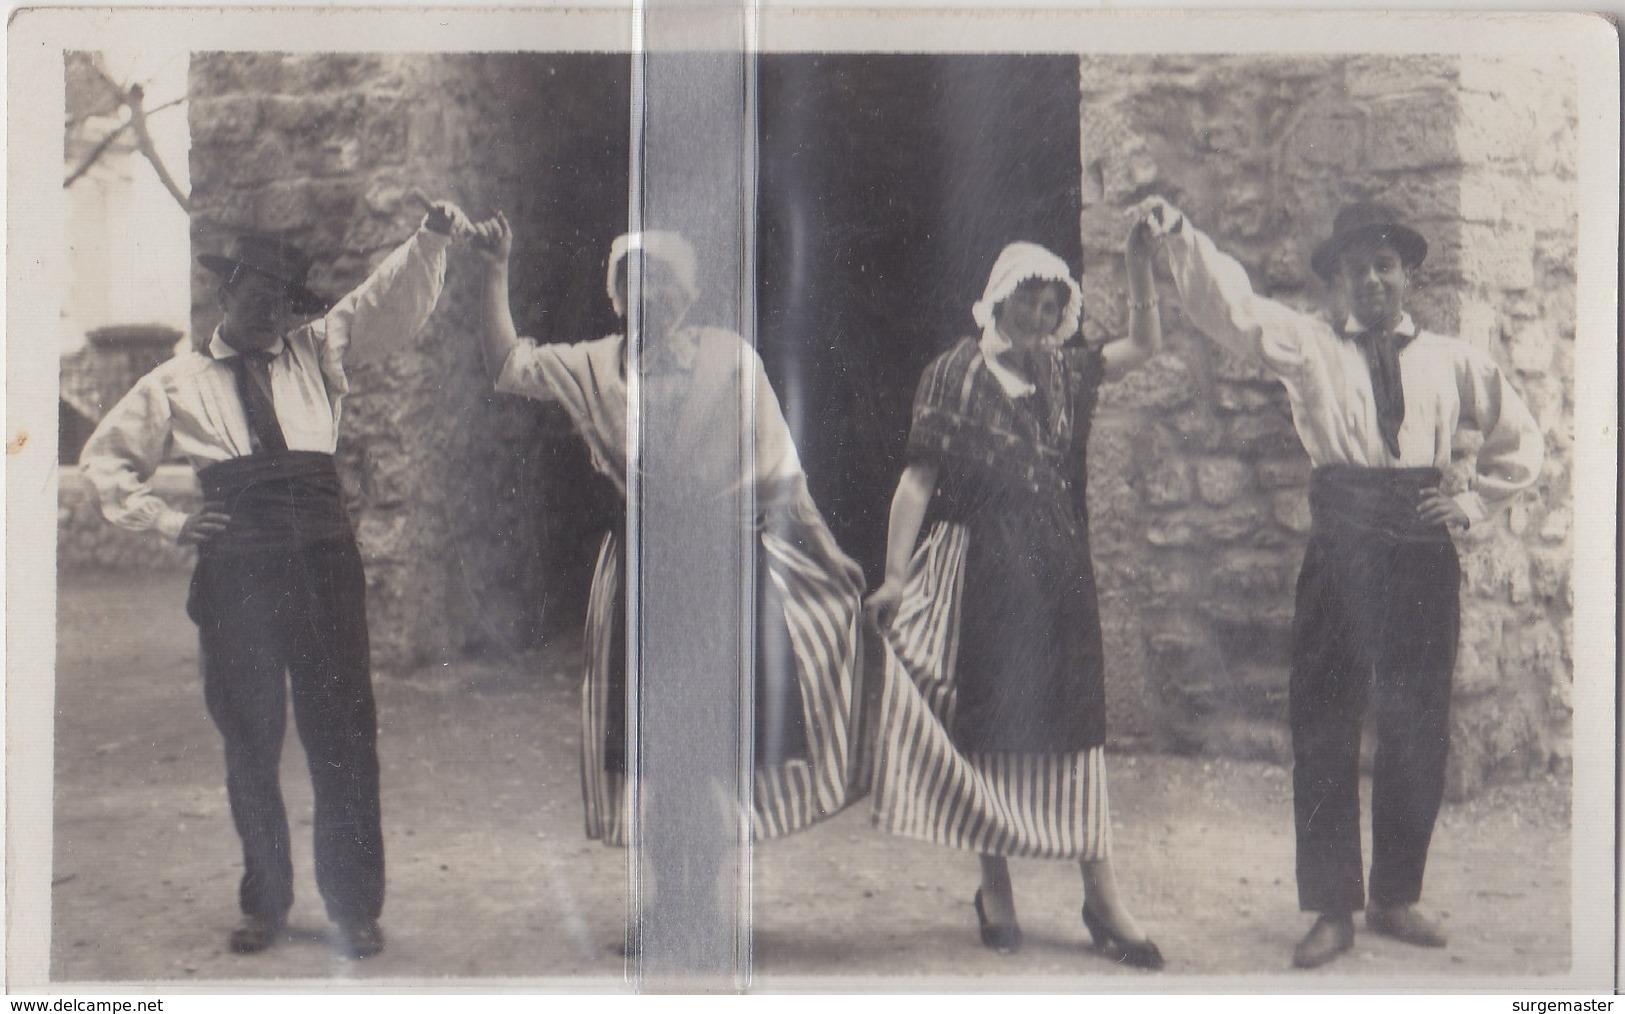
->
[468, 216, 866, 865]
[866, 214, 1167, 967]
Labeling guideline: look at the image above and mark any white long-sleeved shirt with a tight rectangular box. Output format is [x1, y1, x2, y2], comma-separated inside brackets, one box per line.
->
[1163, 219, 1544, 525]
[80, 227, 451, 541]
[494, 327, 805, 506]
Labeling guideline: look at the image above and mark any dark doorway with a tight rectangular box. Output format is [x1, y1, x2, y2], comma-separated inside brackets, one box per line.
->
[757, 55, 1084, 582]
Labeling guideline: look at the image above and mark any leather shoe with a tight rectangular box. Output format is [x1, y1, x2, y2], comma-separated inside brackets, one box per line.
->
[1366, 904, 1447, 947]
[1292, 912, 1354, 969]
[337, 920, 385, 959]
[1081, 904, 1165, 971]
[227, 915, 284, 955]
[973, 889, 1023, 954]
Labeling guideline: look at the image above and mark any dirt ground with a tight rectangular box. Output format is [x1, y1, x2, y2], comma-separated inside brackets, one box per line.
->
[50, 570, 1572, 989]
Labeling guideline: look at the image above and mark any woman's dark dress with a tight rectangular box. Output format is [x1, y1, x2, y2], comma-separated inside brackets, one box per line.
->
[873, 337, 1113, 860]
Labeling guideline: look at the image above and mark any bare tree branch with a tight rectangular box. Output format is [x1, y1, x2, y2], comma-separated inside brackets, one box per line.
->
[122, 84, 190, 212]
[64, 122, 131, 189]
[64, 96, 186, 192]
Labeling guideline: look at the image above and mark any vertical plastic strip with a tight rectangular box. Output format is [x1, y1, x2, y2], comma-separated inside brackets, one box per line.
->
[625, 0, 757, 991]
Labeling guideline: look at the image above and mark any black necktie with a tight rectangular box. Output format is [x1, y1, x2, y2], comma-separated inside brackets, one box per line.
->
[230, 350, 287, 453]
[1350, 325, 1409, 459]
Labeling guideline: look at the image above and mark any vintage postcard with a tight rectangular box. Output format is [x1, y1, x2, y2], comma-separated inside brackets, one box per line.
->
[6, 5, 1617, 996]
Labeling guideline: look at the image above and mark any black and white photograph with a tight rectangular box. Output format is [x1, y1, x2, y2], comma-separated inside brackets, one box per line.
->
[6, 6, 1618, 996]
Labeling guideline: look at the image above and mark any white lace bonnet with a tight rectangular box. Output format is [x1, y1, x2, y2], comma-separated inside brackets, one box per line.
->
[971, 242, 1083, 346]
[606, 231, 700, 316]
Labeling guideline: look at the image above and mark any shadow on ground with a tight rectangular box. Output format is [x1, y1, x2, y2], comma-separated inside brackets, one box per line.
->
[51, 571, 1571, 987]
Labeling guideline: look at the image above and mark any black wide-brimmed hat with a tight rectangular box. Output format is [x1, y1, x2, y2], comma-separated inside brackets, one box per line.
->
[198, 234, 329, 315]
[1309, 202, 1428, 282]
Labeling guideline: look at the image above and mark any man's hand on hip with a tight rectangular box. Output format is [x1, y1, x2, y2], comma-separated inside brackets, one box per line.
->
[178, 504, 233, 546]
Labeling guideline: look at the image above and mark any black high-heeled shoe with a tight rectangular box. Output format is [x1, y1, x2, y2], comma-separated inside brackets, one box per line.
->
[974, 889, 1023, 954]
[1081, 904, 1165, 970]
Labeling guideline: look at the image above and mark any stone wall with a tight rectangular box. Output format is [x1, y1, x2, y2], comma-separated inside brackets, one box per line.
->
[1079, 54, 1575, 796]
[180, 52, 1577, 791]
[59, 469, 201, 573]
[188, 53, 630, 673]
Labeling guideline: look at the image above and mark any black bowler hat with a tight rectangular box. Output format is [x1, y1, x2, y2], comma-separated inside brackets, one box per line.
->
[198, 234, 330, 315]
[1309, 202, 1428, 282]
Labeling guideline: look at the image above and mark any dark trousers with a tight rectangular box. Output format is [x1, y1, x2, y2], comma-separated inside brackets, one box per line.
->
[188, 536, 383, 925]
[1289, 531, 1459, 914]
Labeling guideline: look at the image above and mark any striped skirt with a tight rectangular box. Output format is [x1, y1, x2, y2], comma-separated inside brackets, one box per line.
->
[872, 521, 1112, 860]
[579, 525, 866, 845]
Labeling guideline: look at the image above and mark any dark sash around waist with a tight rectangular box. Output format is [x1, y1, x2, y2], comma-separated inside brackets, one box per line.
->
[197, 450, 352, 552]
[1308, 465, 1452, 546]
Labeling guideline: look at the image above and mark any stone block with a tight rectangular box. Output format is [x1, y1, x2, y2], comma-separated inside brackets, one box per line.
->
[1213, 383, 1275, 414]
[1508, 500, 1541, 540]
[189, 95, 263, 145]
[1171, 407, 1226, 452]
[1145, 516, 1196, 548]
[191, 52, 283, 96]
[1213, 179, 1276, 241]
[254, 92, 327, 133]
[1538, 506, 1570, 542]
[1293, 113, 1364, 170]
[1454, 221, 1537, 291]
[1456, 54, 1543, 97]
[1188, 716, 1292, 765]
[279, 53, 393, 95]
[1261, 243, 1309, 293]
[1407, 287, 1458, 335]
[1256, 457, 1310, 490]
[1194, 112, 1251, 157]
[1459, 542, 1513, 599]
[1505, 618, 1567, 688]
[355, 512, 410, 560]
[253, 181, 319, 231]
[1529, 550, 1571, 603]
[1195, 457, 1252, 506]
[1517, 377, 1566, 436]
[1507, 321, 1555, 376]
[1270, 490, 1312, 534]
[1080, 106, 1161, 204]
[1444, 700, 1545, 801]
[1532, 122, 1579, 180]
[1211, 549, 1292, 597]
[1455, 298, 1501, 350]
[1364, 94, 1461, 172]
[364, 446, 421, 510]
[1145, 563, 1195, 602]
[1226, 411, 1300, 458]
[363, 106, 411, 168]
[279, 182, 362, 247]
[1098, 353, 1195, 412]
[1205, 601, 1296, 664]
[1375, 173, 1459, 224]
[1458, 170, 1529, 225]
[189, 189, 260, 232]
[1147, 628, 1204, 669]
[1196, 500, 1270, 544]
[1454, 607, 1505, 695]
[1143, 458, 1192, 508]
[408, 103, 475, 165]
[1208, 342, 1268, 383]
[1344, 55, 1458, 100]
[191, 135, 298, 187]
[1456, 90, 1538, 165]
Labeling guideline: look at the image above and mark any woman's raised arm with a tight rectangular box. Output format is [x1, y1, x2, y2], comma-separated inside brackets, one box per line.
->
[471, 212, 519, 384]
[1101, 202, 1166, 379]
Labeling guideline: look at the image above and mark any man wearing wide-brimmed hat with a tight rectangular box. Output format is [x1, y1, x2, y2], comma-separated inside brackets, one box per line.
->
[1133, 197, 1544, 969]
[81, 200, 473, 959]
